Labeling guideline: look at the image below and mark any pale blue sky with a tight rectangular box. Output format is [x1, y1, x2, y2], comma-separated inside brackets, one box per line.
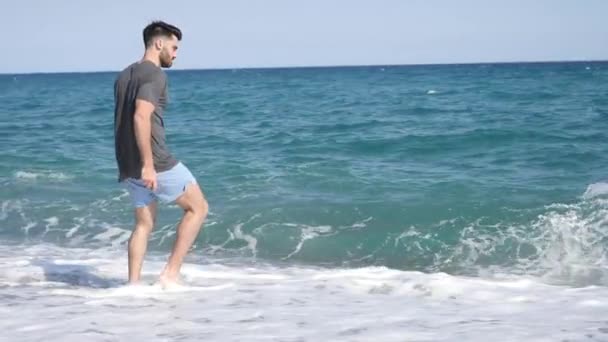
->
[4, 0, 608, 73]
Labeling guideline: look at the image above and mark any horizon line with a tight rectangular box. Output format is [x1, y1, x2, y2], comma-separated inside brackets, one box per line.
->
[2, 58, 607, 76]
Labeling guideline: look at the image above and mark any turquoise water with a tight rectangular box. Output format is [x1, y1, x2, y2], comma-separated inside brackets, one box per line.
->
[4, 62, 608, 341]
[2, 62, 608, 279]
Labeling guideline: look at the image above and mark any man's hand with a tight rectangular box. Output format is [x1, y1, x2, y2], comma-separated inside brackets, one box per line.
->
[141, 165, 157, 191]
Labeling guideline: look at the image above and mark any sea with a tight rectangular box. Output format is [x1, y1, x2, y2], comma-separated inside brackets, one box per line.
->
[2, 61, 608, 341]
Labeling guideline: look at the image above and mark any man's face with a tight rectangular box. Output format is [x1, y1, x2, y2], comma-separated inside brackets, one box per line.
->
[158, 35, 179, 68]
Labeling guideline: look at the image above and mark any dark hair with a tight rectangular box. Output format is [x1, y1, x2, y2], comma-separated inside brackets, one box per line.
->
[143, 21, 182, 47]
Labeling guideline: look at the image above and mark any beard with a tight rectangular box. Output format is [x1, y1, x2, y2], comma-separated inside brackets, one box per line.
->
[160, 51, 173, 68]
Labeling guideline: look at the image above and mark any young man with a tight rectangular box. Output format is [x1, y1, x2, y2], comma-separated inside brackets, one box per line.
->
[113, 21, 208, 286]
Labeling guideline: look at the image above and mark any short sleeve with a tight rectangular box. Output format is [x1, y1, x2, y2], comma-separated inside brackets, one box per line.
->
[136, 78, 163, 107]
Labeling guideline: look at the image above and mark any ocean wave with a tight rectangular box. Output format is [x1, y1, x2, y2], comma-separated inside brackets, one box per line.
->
[14, 170, 72, 181]
[3, 188, 608, 287]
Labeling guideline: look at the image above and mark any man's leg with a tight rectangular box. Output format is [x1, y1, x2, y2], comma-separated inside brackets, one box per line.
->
[160, 182, 208, 284]
[128, 201, 157, 283]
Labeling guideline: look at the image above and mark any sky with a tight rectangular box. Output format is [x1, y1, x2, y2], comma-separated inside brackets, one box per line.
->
[3, 0, 608, 73]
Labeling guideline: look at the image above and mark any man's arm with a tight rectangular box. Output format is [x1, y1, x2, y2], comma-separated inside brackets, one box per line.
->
[134, 99, 157, 190]
[134, 99, 155, 168]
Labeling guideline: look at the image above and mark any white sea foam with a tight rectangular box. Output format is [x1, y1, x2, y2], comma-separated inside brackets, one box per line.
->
[1, 243, 608, 342]
[582, 182, 608, 199]
[283, 224, 333, 259]
[14, 170, 72, 181]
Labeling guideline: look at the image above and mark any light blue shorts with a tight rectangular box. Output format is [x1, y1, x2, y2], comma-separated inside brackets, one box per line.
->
[122, 162, 197, 208]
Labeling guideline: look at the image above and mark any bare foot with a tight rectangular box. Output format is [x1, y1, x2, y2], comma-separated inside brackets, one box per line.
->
[159, 274, 184, 290]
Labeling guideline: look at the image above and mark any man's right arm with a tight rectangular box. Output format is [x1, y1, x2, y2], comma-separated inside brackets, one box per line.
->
[134, 75, 163, 190]
[134, 98, 157, 191]
[134, 99, 155, 169]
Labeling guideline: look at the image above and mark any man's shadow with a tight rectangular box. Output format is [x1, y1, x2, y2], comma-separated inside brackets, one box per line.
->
[32, 259, 125, 288]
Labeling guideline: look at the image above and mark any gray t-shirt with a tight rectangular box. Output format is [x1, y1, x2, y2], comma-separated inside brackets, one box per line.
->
[113, 60, 178, 181]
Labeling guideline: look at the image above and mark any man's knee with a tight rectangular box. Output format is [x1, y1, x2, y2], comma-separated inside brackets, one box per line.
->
[134, 206, 156, 232]
[179, 183, 208, 218]
[192, 190, 209, 219]
[135, 216, 154, 233]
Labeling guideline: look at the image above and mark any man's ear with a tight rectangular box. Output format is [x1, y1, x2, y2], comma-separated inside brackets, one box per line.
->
[154, 38, 164, 51]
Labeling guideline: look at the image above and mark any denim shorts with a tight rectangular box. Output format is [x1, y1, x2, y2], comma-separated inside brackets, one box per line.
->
[122, 162, 197, 208]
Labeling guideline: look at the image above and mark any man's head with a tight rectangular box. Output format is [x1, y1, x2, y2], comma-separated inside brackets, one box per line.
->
[143, 21, 182, 68]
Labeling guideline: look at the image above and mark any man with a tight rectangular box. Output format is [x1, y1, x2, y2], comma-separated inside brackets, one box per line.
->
[113, 21, 208, 287]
